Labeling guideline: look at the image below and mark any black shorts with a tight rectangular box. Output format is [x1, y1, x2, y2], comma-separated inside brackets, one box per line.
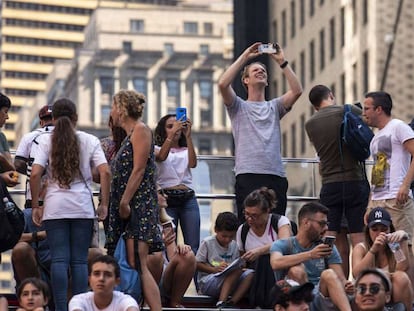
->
[320, 180, 369, 233]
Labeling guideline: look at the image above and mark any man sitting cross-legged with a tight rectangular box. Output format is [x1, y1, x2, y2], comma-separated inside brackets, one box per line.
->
[270, 202, 353, 311]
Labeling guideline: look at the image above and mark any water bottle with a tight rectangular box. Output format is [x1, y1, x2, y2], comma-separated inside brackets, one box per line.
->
[387, 241, 406, 263]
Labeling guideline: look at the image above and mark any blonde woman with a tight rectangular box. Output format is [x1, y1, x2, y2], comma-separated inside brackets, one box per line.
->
[107, 89, 163, 310]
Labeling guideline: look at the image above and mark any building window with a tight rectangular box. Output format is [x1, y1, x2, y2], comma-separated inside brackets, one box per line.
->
[133, 77, 147, 97]
[290, 1, 296, 38]
[100, 76, 114, 125]
[363, 50, 369, 93]
[352, 0, 357, 34]
[200, 80, 212, 128]
[291, 123, 296, 158]
[203, 22, 213, 35]
[352, 63, 358, 101]
[184, 22, 198, 34]
[319, 28, 325, 71]
[310, 40, 315, 81]
[329, 17, 335, 60]
[200, 44, 209, 56]
[300, 0, 305, 27]
[272, 20, 278, 44]
[122, 41, 132, 54]
[167, 79, 179, 98]
[164, 43, 174, 56]
[130, 19, 144, 32]
[200, 80, 212, 99]
[300, 113, 306, 154]
[363, 0, 368, 25]
[340, 73, 346, 105]
[199, 139, 212, 155]
[227, 23, 233, 37]
[300, 51, 305, 89]
[310, 0, 315, 17]
[340, 7, 345, 47]
[281, 10, 287, 46]
[330, 83, 336, 97]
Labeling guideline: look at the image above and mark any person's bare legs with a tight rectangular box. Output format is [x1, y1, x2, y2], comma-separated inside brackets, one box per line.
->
[390, 271, 414, 311]
[127, 239, 162, 311]
[229, 271, 254, 304]
[0, 296, 8, 311]
[219, 270, 243, 302]
[319, 269, 352, 311]
[163, 251, 195, 307]
[147, 252, 164, 285]
[11, 242, 40, 284]
[335, 229, 350, 279]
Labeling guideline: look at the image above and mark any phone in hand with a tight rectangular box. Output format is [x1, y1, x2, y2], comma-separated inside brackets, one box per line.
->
[176, 107, 187, 122]
[323, 236, 336, 247]
[258, 43, 280, 54]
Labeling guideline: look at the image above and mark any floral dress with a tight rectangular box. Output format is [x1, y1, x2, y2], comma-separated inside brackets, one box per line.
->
[106, 134, 163, 255]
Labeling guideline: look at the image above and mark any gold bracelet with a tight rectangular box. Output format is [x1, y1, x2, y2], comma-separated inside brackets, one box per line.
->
[368, 249, 376, 255]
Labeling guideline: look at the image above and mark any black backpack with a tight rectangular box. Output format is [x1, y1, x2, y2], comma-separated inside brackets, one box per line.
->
[340, 104, 374, 162]
[240, 214, 297, 309]
[240, 213, 297, 250]
[0, 178, 25, 252]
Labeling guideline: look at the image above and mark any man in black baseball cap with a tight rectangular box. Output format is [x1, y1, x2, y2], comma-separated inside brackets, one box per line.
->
[271, 279, 314, 311]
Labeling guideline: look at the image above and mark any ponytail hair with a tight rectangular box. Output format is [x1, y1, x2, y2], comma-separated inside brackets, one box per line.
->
[50, 98, 80, 188]
[243, 187, 277, 212]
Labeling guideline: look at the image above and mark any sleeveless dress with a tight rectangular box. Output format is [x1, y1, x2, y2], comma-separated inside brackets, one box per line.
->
[106, 134, 163, 254]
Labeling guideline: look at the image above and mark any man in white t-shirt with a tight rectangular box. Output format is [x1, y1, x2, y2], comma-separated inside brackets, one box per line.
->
[69, 255, 139, 311]
[363, 91, 414, 242]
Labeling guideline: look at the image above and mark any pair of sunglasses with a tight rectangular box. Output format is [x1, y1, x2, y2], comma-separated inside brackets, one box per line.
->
[356, 284, 383, 295]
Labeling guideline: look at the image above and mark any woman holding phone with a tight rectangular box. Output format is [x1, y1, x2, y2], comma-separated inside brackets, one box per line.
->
[154, 112, 200, 255]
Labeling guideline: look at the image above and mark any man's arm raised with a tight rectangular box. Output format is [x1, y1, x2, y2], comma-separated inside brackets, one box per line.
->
[270, 50, 302, 111]
[218, 42, 261, 106]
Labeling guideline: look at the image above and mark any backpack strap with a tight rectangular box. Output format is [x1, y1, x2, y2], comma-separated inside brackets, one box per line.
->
[241, 222, 250, 251]
[270, 214, 281, 235]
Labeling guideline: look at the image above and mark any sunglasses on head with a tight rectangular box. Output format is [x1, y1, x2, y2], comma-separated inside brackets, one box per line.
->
[356, 284, 383, 295]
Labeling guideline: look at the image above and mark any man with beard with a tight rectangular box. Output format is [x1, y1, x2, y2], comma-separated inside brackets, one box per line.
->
[270, 202, 352, 311]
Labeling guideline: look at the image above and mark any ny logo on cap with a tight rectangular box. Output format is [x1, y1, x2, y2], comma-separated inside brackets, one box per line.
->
[375, 210, 383, 219]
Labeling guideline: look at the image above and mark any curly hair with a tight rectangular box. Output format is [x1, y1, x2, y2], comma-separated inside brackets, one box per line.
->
[108, 115, 126, 152]
[154, 114, 187, 147]
[243, 187, 277, 212]
[113, 89, 145, 120]
[50, 98, 80, 188]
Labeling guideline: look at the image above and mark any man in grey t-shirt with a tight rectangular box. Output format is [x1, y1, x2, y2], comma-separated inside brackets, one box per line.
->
[218, 42, 302, 222]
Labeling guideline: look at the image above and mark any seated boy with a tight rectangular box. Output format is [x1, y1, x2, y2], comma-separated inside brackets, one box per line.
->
[196, 212, 254, 308]
[69, 255, 138, 311]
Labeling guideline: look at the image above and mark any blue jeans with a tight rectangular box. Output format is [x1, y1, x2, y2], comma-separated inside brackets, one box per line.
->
[166, 196, 200, 254]
[44, 218, 93, 311]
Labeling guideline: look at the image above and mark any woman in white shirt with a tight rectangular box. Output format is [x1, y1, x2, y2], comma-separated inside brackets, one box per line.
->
[154, 114, 200, 254]
[30, 99, 110, 311]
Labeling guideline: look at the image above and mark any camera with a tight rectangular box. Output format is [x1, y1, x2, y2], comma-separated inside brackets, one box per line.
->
[258, 43, 279, 54]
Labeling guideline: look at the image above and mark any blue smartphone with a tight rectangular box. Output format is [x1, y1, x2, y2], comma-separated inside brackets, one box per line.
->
[176, 107, 187, 122]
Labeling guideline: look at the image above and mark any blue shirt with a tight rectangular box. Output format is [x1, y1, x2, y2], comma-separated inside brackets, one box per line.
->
[270, 237, 342, 285]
